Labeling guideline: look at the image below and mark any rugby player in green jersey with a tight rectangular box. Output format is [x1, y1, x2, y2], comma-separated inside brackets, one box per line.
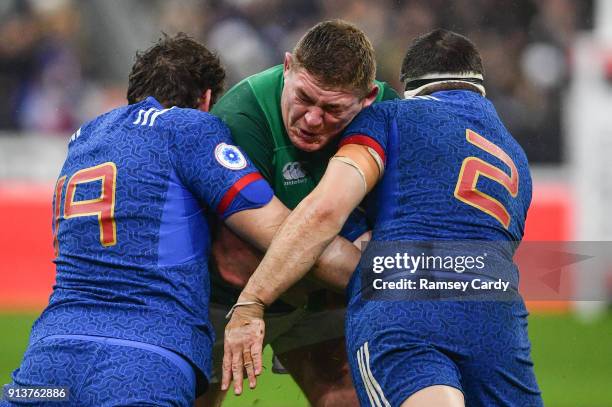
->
[199, 20, 398, 406]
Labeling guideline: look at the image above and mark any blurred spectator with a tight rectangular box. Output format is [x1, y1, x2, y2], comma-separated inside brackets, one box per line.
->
[206, 1, 276, 84]
[17, 0, 82, 133]
[0, 0, 594, 163]
[0, 0, 39, 130]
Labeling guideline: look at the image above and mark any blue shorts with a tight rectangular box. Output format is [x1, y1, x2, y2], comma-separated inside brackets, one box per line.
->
[345, 300, 543, 407]
[3, 334, 196, 406]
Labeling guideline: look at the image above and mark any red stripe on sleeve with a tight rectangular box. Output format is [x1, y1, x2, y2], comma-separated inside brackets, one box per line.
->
[339, 134, 386, 164]
[216, 172, 264, 216]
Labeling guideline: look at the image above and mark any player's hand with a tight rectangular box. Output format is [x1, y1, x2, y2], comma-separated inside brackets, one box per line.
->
[221, 301, 265, 395]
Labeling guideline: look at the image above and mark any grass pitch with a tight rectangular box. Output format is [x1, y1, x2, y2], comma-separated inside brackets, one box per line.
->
[1, 312, 610, 407]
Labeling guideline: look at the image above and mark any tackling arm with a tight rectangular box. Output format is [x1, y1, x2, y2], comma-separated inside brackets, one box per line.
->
[238, 143, 382, 306]
[221, 143, 383, 394]
[237, 161, 363, 306]
[224, 194, 359, 293]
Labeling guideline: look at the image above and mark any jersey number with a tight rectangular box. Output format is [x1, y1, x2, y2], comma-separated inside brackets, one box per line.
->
[454, 129, 518, 229]
[53, 162, 118, 254]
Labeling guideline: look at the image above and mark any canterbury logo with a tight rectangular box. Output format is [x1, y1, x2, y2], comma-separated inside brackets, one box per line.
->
[282, 161, 307, 181]
[133, 107, 174, 127]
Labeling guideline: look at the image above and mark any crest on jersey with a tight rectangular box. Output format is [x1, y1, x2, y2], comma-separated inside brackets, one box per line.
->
[214, 143, 247, 170]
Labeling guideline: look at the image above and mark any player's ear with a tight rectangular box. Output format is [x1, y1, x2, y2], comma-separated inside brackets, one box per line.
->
[361, 85, 379, 108]
[198, 89, 212, 112]
[283, 52, 293, 78]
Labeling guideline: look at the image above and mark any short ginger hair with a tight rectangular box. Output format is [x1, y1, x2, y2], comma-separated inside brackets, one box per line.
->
[292, 20, 376, 98]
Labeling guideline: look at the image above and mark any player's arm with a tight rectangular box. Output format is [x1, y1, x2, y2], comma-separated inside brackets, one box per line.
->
[212, 80, 366, 293]
[211, 80, 275, 180]
[221, 142, 383, 394]
[213, 84, 364, 292]
[236, 144, 382, 306]
[224, 196, 358, 293]
[209, 81, 279, 289]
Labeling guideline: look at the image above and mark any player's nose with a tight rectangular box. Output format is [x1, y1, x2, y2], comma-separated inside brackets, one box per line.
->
[304, 107, 323, 128]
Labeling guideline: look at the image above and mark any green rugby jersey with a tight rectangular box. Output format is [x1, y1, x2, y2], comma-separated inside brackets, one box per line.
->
[212, 64, 398, 208]
[211, 65, 399, 309]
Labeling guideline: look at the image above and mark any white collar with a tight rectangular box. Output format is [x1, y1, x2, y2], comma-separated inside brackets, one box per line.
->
[404, 80, 486, 98]
[403, 71, 485, 97]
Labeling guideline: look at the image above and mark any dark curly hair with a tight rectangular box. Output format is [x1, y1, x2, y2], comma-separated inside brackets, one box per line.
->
[127, 33, 225, 108]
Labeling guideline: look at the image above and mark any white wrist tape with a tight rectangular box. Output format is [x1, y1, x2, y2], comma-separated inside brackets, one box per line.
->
[225, 300, 265, 320]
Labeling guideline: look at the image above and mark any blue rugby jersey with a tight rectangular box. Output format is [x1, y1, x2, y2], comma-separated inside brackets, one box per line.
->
[31, 97, 273, 381]
[340, 90, 532, 292]
[340, 91, 542, 407]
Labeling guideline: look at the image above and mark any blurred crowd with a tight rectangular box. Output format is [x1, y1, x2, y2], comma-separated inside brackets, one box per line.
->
[0, 0, 594, 163]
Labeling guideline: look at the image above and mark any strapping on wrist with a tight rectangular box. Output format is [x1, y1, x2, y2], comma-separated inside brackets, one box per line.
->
[225, 299, 265, 320]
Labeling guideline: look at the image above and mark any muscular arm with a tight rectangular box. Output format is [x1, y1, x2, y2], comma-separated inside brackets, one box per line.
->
[224, 196, 359, 292]
[212, 72, 379, 294]
[221, 145, 382, 394]
[238, 143, 381, 306]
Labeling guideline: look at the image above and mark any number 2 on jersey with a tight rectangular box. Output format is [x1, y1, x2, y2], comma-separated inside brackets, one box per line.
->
[53, 162, 118, 255]
[454, 129, 518, 229]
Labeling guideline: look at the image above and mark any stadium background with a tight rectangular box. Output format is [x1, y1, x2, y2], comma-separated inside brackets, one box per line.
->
[0, 0, 611, 406]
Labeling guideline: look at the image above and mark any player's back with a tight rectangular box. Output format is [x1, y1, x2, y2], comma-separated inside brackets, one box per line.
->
[33, 97, 223, 377]
[368, 90, 532, 243]
[341, 90, 532, 294]
[342, 91, 543, 407]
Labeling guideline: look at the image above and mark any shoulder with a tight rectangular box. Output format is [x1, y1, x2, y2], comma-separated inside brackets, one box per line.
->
[214, 65, 282, 108]
[159, 108, 231, 140]
[394, 94, 445, 116]
[90, 104, 134, 128]
[344, 101, 398, 137]
[245, 64, 283, 89]
[211, 79, 258, 122]
[213, 65, 282, 119]
[69, 104, 133, 146]
[365, 99, 401, 117]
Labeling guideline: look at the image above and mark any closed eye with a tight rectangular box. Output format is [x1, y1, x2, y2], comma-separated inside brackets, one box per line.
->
[296, 90, 314, 104]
